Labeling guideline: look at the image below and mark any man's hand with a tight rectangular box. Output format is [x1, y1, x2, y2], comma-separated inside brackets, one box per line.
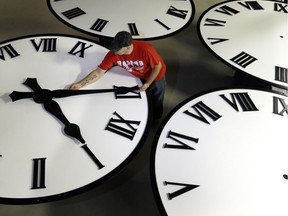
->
[69, 83, 82, 90]
[139, 83, 150, 92]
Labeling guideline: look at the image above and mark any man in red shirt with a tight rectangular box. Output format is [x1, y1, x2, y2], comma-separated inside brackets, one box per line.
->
[69, 31, 166, 119]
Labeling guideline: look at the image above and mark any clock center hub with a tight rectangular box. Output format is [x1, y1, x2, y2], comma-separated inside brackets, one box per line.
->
[33, 89, 53, 103]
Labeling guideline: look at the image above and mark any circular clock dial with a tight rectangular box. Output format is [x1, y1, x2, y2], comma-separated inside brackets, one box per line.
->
[47, 0, 195, 39]
[0, 34, 150, 204]
[198, 0, 288, 89]
[151, 88, 288, 216]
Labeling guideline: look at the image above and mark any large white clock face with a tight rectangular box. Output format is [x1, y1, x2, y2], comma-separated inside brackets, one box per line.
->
[47, 0, 195, 39]
[151, 88, 288, 216]
[0, 34, 150, 204]
[198, 0, 288, 89]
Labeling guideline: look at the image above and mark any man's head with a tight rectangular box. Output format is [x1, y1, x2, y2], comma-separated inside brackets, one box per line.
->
[109, 31, 133, 55]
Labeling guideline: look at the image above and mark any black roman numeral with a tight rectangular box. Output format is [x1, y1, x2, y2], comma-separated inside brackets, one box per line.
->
[105, 112, 141, 140]
[220, 92, 259, 112]
[184, 101, 222, 124]
[274, 3, 288, 13]
[164, 181, 199, 200]
[30, 38, 57, 52]
[215, 5, 240, 15]
[275, 66, 288, 83]
[164, 130, 199, 150]
[0, 44, 20, 61]
[114, 86, 141, 99]
[32, 158, 46, 189]
[62, 7, 86, 19]
[154, 19, 171, 30]
[238, 1, 264, 10]
[204, 18, 226, 26]
[273, 96, 288, 116]
[128, 23, 139, 36]
[90, 19, 109, 32]
[230, 51, 258, 68]
[167, 6, 188, 19]
[68, 41, 93, 58]
[207, 37, 229, 45]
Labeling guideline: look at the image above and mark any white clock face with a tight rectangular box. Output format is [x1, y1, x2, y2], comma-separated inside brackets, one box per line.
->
[151, 88, 288, 216]
[47, 0, 195, 39]
[0, 35, 150, 204]
[198, 0, 288, 89]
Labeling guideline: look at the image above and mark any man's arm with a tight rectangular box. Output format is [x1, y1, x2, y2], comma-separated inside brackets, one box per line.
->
[69, 67, 106, 90]
[140, 61, 162, 92]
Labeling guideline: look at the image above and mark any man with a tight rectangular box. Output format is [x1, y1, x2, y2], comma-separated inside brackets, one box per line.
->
[69, 31, 166, 119]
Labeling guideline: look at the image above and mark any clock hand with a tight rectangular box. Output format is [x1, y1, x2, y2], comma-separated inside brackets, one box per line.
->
[19, 78, 86, 143]
[9, 78, 140, 102]
[43, 99, 85, 144]
[9, 78, 105, 169]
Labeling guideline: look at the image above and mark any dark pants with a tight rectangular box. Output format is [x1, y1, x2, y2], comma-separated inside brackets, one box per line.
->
[142, 76, 166, 119]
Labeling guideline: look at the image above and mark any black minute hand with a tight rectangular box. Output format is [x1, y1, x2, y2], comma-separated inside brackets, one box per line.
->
[9, 79, 139, 102]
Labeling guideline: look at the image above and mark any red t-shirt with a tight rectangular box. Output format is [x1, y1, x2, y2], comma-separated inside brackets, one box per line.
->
[98, 41, 166, 81]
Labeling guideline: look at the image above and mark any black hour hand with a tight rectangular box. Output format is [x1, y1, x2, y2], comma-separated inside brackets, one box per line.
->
[43, 100, 85, 144]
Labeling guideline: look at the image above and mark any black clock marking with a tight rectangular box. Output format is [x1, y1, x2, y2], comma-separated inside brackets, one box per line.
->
[184, 101, 222, 124]
[0, 44, 20, 60]
[1, 38, 94, 60]
[62, 7, 86, 19]
[32, 158, 46, 190]
[230, 52, 258, 68]
[274, 2, 288, 13]
[105, 112, 141, 140]
[220, 92, 259, 112]
[68, 41, 93, 58]
[164, 181, 200, 200]
[31, 38, 57, 52]
[207, 37, 229, 45]
[163, 130, 199, 150]
[272, 96, 288, 116]
[275, 66, 288, 84]
[90, 19, 109, 32]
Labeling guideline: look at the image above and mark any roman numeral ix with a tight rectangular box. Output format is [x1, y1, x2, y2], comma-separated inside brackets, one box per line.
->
[273, 96, 288, 116]
[68, 41, 93, 58]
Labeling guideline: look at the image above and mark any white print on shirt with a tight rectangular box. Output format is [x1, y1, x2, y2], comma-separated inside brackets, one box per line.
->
[117, 60, 144, 73]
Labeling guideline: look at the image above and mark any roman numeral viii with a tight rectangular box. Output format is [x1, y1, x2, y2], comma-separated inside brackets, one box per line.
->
[220, 92, 259, 112]
[30, 38, 57, 52]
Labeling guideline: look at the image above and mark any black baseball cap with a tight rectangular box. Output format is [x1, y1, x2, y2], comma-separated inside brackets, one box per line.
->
[109, 31, 133, 52]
